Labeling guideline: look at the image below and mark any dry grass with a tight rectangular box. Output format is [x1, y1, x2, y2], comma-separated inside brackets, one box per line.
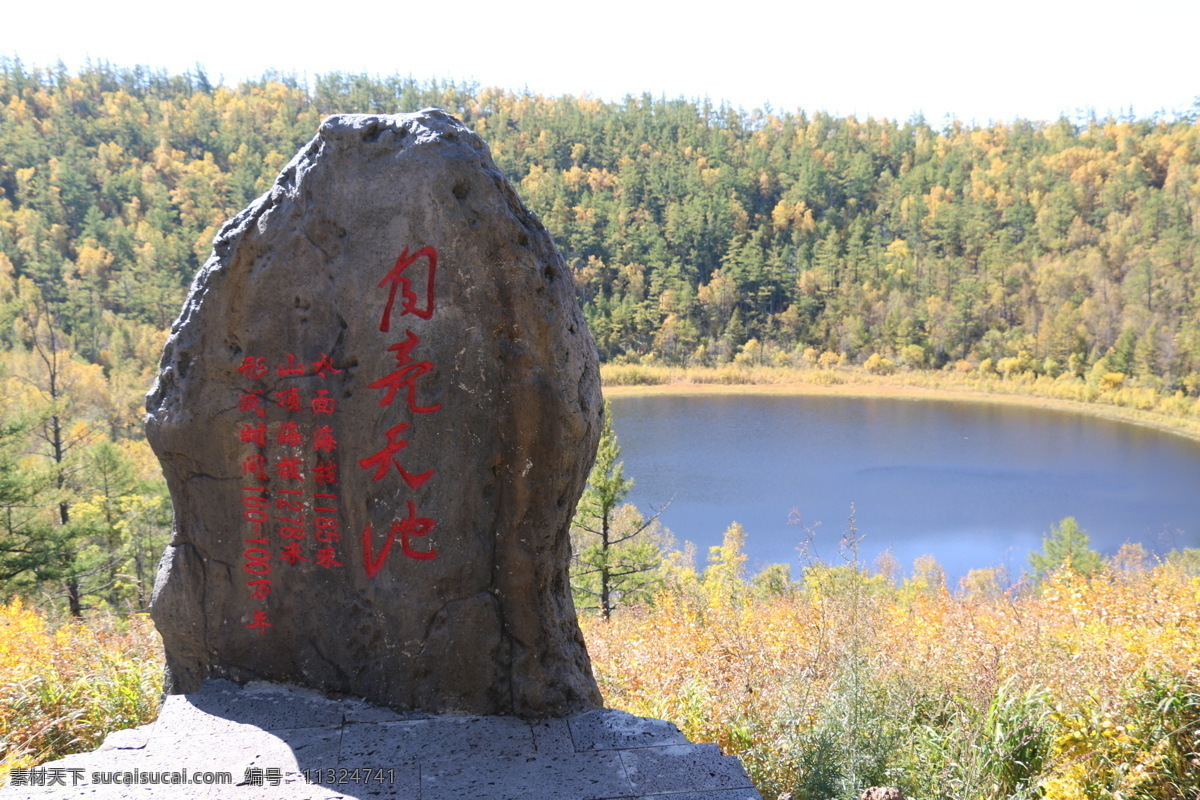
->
[0, 598, 163, 782]
[582, 559, 1200, 799]
[3, 552, 1198, 799]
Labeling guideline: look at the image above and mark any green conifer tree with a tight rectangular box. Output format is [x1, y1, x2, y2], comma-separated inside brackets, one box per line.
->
[1029, 516, 1103, 585]
[570, 401, 665, 618]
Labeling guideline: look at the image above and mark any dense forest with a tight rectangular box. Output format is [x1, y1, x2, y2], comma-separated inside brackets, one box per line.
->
[1, 58, 1199, 610]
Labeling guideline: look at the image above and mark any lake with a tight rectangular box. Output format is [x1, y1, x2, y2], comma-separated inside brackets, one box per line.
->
[608, 393, 1200, 585]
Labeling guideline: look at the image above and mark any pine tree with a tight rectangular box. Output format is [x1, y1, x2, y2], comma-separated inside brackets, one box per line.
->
[570, 402, 666, 618]
[0, 412, 57, 588]
[1029, 517, 1103, 585]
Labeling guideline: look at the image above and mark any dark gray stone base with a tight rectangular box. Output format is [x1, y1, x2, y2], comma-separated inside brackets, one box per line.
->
[1, 680, 762, 799]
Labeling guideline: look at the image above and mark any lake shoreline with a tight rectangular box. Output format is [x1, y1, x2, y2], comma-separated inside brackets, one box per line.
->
[605, 376, 1200, 582]
[601, 371, 1200, 444]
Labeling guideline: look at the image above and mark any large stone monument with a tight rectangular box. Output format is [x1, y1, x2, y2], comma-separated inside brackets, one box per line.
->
[145, 110, 603, 717]
[0, 109, 764, 800]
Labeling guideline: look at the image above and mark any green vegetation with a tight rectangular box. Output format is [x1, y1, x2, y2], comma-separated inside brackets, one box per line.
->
[581, 531, 1200, 800]
[0, 598, 162, 779]
[11, 534, 1197, 798]
[1, 58, 1198, 795]
[1, 58, 1198, 607]
[570, 402, 667, 617]
[1029, 516, 1105, 585]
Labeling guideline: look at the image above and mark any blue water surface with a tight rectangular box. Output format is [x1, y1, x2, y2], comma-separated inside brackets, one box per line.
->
[609, 394, 1200, 584]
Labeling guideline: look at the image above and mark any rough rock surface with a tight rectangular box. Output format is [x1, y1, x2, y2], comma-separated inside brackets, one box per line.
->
[145, 110, 603, 717]
[0, 680, 763, 799]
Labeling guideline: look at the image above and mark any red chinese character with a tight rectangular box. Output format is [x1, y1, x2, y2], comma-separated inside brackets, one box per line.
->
[277, 353, 306, 377]
[280, 541, 307, 565]
[358, 423, 432, 488]
[378, 246, 437, 332]
[313, 426, 338, 453]
[368, 331, 441, 413]
[314, 460, 338, 485]
[315, 516, 340, 543]
[274, 457, 304, 481]
[316, 546, 343, 569]
[241, 455, 268, 481]
[237, 356, 268, 380]
[238, 422, 267, 446]
[274, 387, 302, 412]
[311, 353, 341, 378]
[247, 579, 271, 600]
[361, 500, 437, 578]
[370, 363, 439, 412]
[386, 328, 421, 363]
[246, 609, 271, 635]
[311, 390, 337, 415]
[239, 390, 266, 418]
[277, 421, 303, 447]
[396, 501, 437, 561]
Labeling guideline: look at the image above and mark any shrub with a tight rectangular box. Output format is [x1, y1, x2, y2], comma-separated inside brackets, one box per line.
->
[863, 353, 896, 375]
[600, 363, 674, 385]
[899, 344, 926, 368]
[0, 599, 163, 781]
[582, 542, 1200, 799]
[1099, 371, 1126, 391]
[817, 351, 841, 370]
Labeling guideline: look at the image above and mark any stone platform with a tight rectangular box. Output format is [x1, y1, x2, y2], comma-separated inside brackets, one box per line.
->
[1, 680, 762, 800]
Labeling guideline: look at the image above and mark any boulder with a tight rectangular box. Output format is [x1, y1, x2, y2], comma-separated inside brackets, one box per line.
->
[145, 110, 603, 717]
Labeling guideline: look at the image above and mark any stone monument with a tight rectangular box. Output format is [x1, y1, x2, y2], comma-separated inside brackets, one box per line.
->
[145, 110, 603, 717]
[0, 110, 764, 800]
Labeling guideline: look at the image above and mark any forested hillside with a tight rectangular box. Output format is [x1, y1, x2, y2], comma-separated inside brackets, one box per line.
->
[5, 60, 1200, 378]
[1, 59, 1199, 609]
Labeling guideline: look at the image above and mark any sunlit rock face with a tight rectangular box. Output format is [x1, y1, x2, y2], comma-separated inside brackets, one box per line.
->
[146, 110, 603, 717]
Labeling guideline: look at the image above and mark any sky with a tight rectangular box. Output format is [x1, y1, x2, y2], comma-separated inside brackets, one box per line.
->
[5, 0, 1198, 125]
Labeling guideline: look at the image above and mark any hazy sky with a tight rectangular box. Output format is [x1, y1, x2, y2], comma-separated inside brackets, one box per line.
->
[6, 0, 1197, 124]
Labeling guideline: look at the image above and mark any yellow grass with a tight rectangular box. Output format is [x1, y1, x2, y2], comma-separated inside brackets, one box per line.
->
[0, 599, 163, 782]
[2, 565, 1197, 799]
[582, 563, 1200, 799]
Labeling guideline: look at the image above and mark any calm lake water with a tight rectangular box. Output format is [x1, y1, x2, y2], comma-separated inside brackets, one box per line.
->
[608, 394, 1200, 584]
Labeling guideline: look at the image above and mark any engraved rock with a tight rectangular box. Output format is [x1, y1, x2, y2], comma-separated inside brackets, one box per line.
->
[145, 110, 603, 717]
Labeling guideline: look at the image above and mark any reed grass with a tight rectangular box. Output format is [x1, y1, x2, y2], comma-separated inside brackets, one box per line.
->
[0, 598, 163, 782]
[3, 541, 1198, 799]
[582, 551, 1200, 799]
